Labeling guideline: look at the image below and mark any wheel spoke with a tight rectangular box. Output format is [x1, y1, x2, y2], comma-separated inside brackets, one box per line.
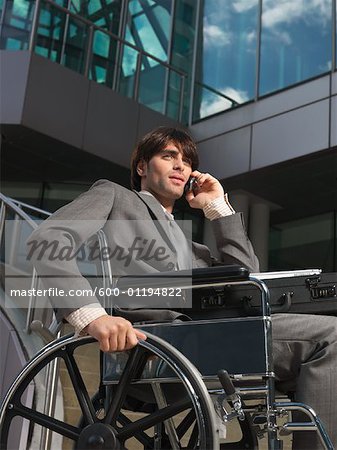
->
[117, 411, 152, 447]
[176, 409, 196, 440]
[63, 351, 97, 425]
[117, 397, 192, 441]
[10, 404, 80, 441]
[105, 346, 148, 424]
[186, 422, 199, 449]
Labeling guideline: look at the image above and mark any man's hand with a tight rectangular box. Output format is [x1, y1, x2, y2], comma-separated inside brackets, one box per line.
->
[185, 170, 224, 209]
[84, 315, 147, 352]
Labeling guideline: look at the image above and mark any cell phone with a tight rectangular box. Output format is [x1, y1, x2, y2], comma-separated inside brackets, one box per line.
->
[184, 176, 198, 195]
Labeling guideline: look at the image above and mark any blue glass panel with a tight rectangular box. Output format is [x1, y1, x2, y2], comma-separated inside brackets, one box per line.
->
[91, 29, 118, 86]
[0, 0, 35, 49]
[11, 0, 29, 18]
[260, 0, 333, 96]
[138, 53, 167, 112]
[166, 70, 182, 120]
[134, 12, 166, 63]
[193, 83, 239, 120]
[69, 0, 122, 34]
[125, 0, 172, 62]
[35, 2, 65, 63]
[119, 44, 139, 97]
[62, 16, 89, 73]
[170, 0, 198, 123]
[193, 0, 258, 121]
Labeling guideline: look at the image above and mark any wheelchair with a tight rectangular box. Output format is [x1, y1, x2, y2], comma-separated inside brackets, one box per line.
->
[0, 261, 334, 449]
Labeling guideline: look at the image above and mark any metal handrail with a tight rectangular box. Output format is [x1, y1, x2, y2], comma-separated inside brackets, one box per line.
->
[0, 192, 58, 450]
[29, 0, 187, 120]
[7, 197, 51, 217]
[195, 81, 239, 107]
[0, 193, 40, 229]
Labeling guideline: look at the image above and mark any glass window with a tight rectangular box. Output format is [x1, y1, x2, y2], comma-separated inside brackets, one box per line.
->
[69, 0, 122, 35]
[91, 29, 117, 86]
[193, 0, 259, 121]
[170, 0, 198, 122]
[138, 53, 167, 113]
[260, 0, 333, 96]
[269, 213, 335, 272]
[0, 0, 35, 50]
[62, 16, 89, 74]
[34, 2, 66, 64]
[125, 0, 173, 64]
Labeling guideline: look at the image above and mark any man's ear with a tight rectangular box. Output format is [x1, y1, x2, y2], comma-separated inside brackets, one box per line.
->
[137, 160, 147, 176]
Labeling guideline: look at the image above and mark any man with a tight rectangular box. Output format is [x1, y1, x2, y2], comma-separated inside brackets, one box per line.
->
[28, 127, 336, 449]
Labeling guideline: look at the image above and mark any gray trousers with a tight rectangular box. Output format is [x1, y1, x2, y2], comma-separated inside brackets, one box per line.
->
[272, 314, 337, 450]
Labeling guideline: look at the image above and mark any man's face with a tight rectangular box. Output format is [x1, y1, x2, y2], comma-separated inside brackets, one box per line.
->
[138, 143, 192, 208]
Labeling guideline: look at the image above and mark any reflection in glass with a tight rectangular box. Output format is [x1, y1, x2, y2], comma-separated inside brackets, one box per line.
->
[0, 0, 35, 50]
[91, 30, 117, 86]
[35, 2, 65, 63]
[170, 0, 198, 123]
[118, 44, 140, 98]
[166, 70, 184, 120]
[260, 0, 332, 96]
[138, 53, 167, 113]
[193, 0, 258, 121]
[62, 16, 89, 74]
[69, 0, 122, 35]
[126, 0, 172, 63]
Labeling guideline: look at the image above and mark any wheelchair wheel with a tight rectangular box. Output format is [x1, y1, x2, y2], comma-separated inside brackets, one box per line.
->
[0, 333, 219, 449]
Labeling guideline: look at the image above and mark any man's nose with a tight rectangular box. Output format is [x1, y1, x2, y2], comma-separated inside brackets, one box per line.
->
[173, 157, 184, 170]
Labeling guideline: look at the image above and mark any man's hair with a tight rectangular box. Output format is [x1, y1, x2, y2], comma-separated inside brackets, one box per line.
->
[130, 126, 199, 191]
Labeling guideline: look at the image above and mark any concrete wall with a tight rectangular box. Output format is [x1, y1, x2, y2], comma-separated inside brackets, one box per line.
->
[0, 51, 180, 169]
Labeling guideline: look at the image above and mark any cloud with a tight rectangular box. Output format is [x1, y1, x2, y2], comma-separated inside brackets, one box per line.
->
[262, 0, 331, 28]
[203, 21, 232, 47]
[318, 60, 332, 72]
[233, 0, 258, 13]
[200, 87, 249, 117]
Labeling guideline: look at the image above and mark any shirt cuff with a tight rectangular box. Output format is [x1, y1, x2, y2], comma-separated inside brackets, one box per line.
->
[66, 303, 108, 336]
[203, 195, 236, 220]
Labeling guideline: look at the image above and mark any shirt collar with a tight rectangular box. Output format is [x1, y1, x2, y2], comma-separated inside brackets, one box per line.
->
[139, 190, 174, 220]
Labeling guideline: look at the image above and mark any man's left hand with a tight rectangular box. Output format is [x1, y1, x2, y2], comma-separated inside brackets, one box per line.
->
[185, 170, 224, 209]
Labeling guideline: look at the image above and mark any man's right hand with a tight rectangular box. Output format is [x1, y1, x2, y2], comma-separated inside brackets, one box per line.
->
[84, 315, 147, 352]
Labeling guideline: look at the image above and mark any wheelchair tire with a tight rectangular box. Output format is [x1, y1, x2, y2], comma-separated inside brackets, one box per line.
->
[0, 333, 219, 450]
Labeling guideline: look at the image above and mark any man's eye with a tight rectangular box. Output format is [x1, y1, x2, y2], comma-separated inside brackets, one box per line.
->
[163, 154, 172, 159]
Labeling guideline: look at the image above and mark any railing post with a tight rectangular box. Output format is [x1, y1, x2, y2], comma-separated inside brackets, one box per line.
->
[162, 65, 169, 116]
[25, 269, 38, 333]
[178, 75, 185, 123]
[0, 201, 6, 243]
[133, 51, 142, 101]
[39, 330, 61, 450]
[84, 24, 94, 78]
[29, 0, 41, 51]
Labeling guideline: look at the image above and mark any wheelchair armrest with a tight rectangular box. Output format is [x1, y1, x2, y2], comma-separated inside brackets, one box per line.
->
[192, 265, 249, 283]
[117, 265, 249, 289]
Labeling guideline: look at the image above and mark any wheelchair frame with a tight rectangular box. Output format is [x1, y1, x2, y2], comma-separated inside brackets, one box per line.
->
[0, 230, 334, 449]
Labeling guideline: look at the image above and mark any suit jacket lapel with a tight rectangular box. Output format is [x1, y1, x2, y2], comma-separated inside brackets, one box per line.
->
[134, 191, 177, 254]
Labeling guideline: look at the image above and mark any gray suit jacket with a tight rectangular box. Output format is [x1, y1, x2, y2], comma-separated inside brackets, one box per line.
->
[27, 180, 259, 320]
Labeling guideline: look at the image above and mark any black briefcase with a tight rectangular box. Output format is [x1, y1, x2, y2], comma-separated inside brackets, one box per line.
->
[187, 270, 337, 319]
